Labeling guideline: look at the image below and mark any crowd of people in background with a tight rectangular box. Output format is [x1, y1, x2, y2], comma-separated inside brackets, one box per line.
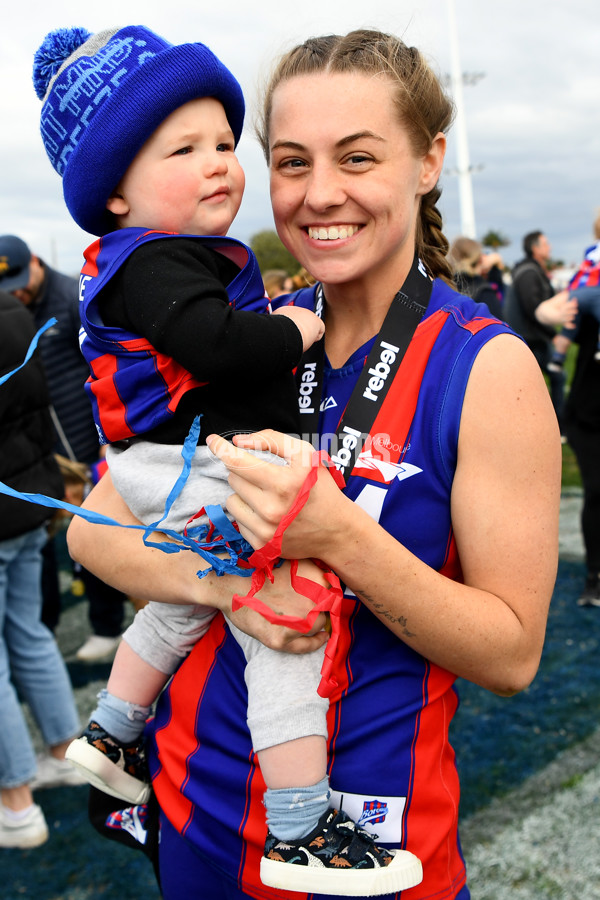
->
[447, 218, 600, 609]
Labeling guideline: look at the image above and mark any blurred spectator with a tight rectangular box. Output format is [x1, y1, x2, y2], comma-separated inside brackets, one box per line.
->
[0, 290, 84, 849]
[563, 215, 600, 606]
[447, 236, 504, 318]
[284, 266, 317, 292]
[506, 231, 565, 433]
[262, 268, 289, 299]
[0, 235, 126, 661]
[547, 212, 600, 373]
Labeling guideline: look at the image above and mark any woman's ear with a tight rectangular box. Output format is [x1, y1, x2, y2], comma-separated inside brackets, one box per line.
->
[417, 132, 446, 196]
[106, 190, 129, 216]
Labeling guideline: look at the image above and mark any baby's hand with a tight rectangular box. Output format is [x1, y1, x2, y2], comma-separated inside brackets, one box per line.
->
[273, 306, 325, 352]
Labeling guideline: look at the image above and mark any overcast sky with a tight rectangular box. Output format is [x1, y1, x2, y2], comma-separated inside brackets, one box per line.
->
[2, 0, 599, 276]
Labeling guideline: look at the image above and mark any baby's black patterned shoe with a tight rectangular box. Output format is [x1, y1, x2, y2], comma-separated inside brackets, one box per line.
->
[65, 720, 151, 804]
[260, 807, 423, 896]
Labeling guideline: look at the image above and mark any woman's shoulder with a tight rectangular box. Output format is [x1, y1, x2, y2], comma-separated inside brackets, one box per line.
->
[430, 277, 490, 321]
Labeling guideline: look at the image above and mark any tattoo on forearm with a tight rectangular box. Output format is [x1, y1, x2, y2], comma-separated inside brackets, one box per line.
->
[358, 591, 416, 638]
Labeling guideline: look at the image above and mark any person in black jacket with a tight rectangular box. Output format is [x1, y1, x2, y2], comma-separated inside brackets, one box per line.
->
[508, 231, 566, 432]
[564, 302, 600, 606]
[0, 291, 82, 848]
[0, 234, 127, 659]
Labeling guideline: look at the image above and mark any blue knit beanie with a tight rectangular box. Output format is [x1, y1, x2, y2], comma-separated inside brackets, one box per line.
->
[33, 25, 245, 236]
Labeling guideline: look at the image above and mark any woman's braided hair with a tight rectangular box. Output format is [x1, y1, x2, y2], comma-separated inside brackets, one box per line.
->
[257, 29, 455, 284]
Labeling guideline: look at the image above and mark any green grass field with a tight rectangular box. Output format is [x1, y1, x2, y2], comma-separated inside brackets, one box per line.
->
[562, 441, 582, 489]
[554, 342, 582, 490]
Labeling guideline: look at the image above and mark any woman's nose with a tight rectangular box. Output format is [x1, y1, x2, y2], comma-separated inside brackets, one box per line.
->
[304, 164, 345, 211]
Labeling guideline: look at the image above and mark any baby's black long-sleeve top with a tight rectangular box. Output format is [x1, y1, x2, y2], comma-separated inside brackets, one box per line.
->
[97, 236, 304, 445]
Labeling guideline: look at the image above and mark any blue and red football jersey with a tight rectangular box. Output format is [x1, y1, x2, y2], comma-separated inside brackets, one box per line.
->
[570, 240, 600, 289]
[78, 228, 269, 444]
[149, 279, 512, 899]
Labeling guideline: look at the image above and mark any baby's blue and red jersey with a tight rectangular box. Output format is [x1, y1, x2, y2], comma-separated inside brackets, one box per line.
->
[149, 279, 512, 899]
[570, 240, 600, 289]
[78, 228, 269, 445]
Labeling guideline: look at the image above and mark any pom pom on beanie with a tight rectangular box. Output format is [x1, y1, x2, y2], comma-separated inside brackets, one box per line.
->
[33, 27, 92, 99]
[33, 25, 245, 236]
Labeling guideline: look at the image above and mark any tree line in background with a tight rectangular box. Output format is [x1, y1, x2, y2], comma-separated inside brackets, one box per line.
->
[250, 229, 299, 275]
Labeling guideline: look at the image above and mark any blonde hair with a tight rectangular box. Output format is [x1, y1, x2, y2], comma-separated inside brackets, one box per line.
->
[262, 268, 289, 297]
[289, 267, 317, 289]
[256, 29, 455, 283]
[593, 210, 600, 241]
[448, 236, 482, 276]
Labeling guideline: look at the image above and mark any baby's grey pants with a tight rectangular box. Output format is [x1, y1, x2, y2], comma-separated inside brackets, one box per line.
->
[107, 441, 328, 751]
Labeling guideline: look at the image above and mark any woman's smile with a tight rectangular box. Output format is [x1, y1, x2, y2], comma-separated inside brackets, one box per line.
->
[306, 225, 361, 241]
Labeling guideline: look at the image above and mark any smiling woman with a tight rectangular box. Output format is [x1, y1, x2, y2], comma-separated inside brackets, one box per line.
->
[67, 27, 561, 900]
[265, 71, 446, 335]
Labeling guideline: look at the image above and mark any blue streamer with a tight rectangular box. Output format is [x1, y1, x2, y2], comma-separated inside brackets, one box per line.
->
[0, 325, 254, 580]
[0, 318, 57, 386]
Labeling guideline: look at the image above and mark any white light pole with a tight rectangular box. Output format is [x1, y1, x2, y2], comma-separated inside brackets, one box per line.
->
[447, 0, 477, 238]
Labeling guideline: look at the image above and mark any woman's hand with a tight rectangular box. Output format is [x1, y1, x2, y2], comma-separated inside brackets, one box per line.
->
[205, 430, 350, 562]
[227, 558, 331, 652]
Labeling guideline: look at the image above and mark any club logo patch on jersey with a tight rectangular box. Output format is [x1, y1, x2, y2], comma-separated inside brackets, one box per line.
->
[106, 804, 149, 845]
[358, 799, 390, 827]
[353, 447, 423, 485]
[330, 789, 407, 842]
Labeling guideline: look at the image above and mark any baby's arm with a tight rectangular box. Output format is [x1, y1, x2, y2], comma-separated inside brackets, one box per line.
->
[272, 306, 325, 353]
[117, 240, 307, 380]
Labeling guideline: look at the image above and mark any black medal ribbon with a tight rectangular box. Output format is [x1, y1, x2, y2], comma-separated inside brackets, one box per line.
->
[294, 255, 433, 476]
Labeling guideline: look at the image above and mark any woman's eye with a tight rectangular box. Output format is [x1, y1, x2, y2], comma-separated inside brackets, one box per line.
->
[279, 158, 307, 170]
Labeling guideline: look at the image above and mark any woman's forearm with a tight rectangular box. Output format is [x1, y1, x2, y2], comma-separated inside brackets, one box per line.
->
[67, 472, 216, 604]
[67, 471, 329, 654]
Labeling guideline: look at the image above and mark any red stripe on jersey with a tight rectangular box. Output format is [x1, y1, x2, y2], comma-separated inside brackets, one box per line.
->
[401, 665, 466, 899]
[153, 355, 207, 412]
[326, 597, 359, 774]
[153, 618, 228, 834]
[461, 315, 501, 336]
[81, 238, 101, 277]
[440, 531, 462, 582]
[401, 533, 467, 898]
[87, 353, 135, 440]
[237, 753, 312, 900]
[571, 259, 600, 288]
[113, 338, 206, 413]
[352, 310, 449, 483]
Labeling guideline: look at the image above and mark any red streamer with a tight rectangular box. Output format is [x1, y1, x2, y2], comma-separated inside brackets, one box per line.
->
[232, 451, 346, 698]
